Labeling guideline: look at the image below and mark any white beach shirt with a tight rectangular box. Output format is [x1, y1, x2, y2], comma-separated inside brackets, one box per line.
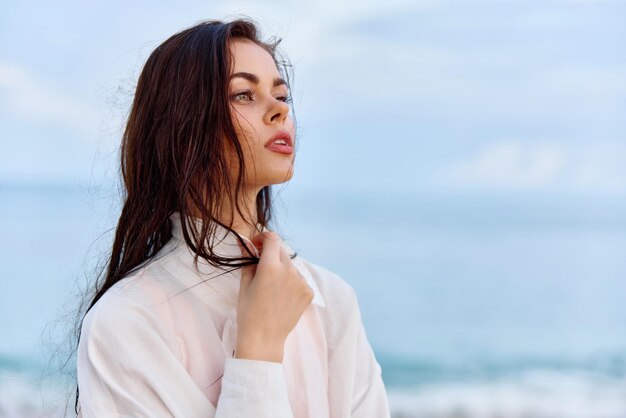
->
[76, 211, 390, 418]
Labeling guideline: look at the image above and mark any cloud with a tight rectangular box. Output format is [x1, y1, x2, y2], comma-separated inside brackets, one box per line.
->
[0, 62, 103, 141]
[537, 65, 626, 104]
[569, 141, 626, 192]
[435, 139, 626, 194]
[436, 139, 567, 190]
[304, 1, 626, 128]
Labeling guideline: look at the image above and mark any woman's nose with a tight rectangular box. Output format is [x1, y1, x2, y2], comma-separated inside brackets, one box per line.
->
[264, 98, 289, 124]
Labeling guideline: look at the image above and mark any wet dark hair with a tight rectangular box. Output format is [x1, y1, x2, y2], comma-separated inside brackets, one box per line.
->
[71, 16, 296, 414]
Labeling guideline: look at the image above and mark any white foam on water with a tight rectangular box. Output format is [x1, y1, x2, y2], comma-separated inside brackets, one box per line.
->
[388, 370, 626, 418]
[2, 369, 626, 418]
[0, 372, 74, 418]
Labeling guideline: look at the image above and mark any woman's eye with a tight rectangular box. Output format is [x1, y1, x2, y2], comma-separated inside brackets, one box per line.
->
[277, 94, 292, 104]
[232, 91, 253, 102]
[230, 90, 291, 104]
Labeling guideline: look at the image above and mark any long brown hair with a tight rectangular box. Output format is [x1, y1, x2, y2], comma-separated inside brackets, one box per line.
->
[72, 17, 296, 414]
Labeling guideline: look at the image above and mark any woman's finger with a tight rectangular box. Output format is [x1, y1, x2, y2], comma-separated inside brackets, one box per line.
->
[278, 241, 291, 264]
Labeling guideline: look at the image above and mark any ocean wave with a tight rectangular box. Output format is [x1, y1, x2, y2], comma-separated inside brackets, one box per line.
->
[2, 368, 626, 418]
[0, 371, 72, 418]
[388, 370, 626, 418]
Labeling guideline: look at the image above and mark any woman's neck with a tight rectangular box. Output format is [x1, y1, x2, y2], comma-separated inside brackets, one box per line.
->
[222, 190, 260, 241]
[188, 189, 260, 242]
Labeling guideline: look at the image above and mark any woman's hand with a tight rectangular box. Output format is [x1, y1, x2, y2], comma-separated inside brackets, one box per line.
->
[234, 231, 314, 363]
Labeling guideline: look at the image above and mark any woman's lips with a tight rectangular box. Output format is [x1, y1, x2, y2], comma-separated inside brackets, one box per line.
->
[265, 130, 293, 153]
[265, 143, 294, 154]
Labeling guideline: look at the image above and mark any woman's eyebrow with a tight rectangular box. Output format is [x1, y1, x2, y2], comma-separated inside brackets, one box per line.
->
[230, 71, 287, 88]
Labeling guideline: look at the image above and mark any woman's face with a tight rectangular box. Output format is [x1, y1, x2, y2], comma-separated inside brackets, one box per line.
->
[227, 38, 296, 188]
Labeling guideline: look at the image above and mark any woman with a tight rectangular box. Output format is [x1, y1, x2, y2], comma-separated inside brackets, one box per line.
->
[75, 17, 390, 418]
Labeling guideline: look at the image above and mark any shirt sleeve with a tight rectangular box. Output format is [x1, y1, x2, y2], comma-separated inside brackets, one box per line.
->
[215, 358, 293, 418]
[349, 288, 392, 418]
[76, 291, 294, 418]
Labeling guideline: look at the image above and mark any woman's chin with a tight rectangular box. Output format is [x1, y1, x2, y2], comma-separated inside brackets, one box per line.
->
[267, 171, 295, 185]
[270, 176, 294, 185]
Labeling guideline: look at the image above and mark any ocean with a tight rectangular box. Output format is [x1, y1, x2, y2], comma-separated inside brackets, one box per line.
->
[1, 183, 625, 417]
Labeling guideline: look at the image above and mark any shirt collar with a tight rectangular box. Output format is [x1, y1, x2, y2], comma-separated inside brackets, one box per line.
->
[168, 211, 325, 308]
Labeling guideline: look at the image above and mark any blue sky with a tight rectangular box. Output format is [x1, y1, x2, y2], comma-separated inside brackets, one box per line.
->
[1, 0, 625, 196]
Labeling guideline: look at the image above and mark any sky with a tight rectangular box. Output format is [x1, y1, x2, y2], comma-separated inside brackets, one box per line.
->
[1, 0, 625, 197]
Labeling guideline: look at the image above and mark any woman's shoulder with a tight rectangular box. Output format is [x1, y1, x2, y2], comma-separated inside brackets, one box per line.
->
[80, 247, 189, 337]
[80, 267, 163, 333]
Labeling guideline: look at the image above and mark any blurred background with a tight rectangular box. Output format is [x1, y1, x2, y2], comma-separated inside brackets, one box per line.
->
[1, 1, 625, 417]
